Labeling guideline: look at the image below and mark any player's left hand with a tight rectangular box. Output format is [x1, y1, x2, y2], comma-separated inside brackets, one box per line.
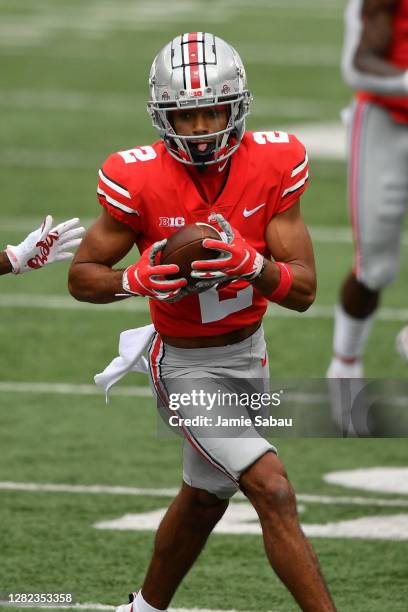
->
[6, 216, 85, 274]
[191, 214, 264, 282]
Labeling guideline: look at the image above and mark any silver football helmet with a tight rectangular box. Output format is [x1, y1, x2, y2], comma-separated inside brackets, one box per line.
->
[147, 32, 252, 166]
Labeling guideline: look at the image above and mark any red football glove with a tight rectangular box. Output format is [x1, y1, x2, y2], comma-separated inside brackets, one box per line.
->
[191, 215, 264, 282]
[122, 240, 188, 302]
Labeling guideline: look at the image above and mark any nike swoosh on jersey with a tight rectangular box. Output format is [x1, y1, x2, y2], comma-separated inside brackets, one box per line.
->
[243, 203, 266, 217]
[217, 159, 229, 172]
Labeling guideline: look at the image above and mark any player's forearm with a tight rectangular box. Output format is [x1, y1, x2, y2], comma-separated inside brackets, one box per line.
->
[355, 48, 403, 78]
[0, 251, 12, 275]
[252, 259, 316, 312]
[342, 49, 408, 94]
[342, 0, 407, 96]
[68, 263, 128, 303]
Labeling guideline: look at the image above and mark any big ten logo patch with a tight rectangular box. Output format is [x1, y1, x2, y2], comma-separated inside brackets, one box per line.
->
[159, 217, 185, 227]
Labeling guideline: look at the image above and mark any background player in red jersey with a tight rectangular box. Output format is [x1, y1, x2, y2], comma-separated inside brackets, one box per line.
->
[327, 0, 408, 378]
[0, 216, 84, 276]
[69, 33, 335, 612]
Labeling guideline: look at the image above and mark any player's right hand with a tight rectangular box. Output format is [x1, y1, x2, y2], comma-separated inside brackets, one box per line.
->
[122, 240, 188, 302]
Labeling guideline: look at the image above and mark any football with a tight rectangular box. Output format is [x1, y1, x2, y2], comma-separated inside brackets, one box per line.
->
[161, 222, 223, 285]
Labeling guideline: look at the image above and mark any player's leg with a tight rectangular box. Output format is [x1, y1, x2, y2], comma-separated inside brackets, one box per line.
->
[160, 328, 335, 608]
[328, 102, 408, 378]
[140, 328, 270, 609]
[240, 451, 336, 612]
[145, 327, 336, 609]
[136, 335, 245, 611]
[141, 482, 229, 610]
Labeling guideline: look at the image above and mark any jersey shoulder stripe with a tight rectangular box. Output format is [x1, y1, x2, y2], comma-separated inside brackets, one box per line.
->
[98, 169, 131, 199]
[282, 171, 309, 198]
[96, 187, 139, 215]
[291, 153, 308, 177]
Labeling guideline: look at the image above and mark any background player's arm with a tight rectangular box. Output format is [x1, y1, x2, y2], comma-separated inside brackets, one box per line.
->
[252, 201, 316, 312]
[0, 252, 12, 275]
[68, 209, 135, 303]
[342, 0, 408, 93]
[356, 0, 400, 75]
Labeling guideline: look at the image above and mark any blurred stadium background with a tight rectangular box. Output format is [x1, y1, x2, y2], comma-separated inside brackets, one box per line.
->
[0, 1, 407, 611]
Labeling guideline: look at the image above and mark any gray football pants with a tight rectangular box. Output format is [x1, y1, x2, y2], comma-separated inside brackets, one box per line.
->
[147, 325, 275, 499]
[347, 100, 408, 290]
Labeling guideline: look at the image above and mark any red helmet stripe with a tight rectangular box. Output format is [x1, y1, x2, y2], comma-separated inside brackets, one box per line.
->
[188, 32, 201, 90]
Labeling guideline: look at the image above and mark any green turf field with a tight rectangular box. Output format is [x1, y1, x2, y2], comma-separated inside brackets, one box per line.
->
[1, 1, 408, 611]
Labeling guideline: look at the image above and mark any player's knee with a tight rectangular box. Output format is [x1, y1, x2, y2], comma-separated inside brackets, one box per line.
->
[248, 474, 296, 517]
[185, 487, 229, 525]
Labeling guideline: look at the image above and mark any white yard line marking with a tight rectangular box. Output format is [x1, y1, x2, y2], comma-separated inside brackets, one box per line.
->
[94, 507, 408, 540]
[1, 383, 407, 414]
[242, 45, 340, 67]
[0, 89, 143, 113]
[3, 217, 408, 247]
[4, 219, 408, 247]
[227, 0, 343, 9]
[0, 149, 100, 169]
[1, 294, 408, 322]
[0, 381, 150, 397]
[302, 514, 408, 541]
[0, 605, 114, 611]
[297, 494, 408, 508]
[0, 89, 339, 122]
[0, 605, 253, 612]
[1, 45, 341, 67]
[0, 0, 342, 50]
[0, 2, 230, 47]
[324, 468, 408, 495]
[0, 294, 149, 313]
[280, 121, 346, 160]
[0, 123, 346, 170]
[0, 482, 179, 497]
[310, 226, 408, 246]
[1, 481, 408, 508]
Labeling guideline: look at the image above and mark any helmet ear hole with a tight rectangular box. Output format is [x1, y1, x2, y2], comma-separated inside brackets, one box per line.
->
[147, 32, 251, 166]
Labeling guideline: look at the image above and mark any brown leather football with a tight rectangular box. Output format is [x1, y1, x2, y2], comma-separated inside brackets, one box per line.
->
[161, 222, 222, 284]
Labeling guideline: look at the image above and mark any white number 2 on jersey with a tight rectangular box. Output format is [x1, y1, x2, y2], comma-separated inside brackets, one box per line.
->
[118, 146, 157, 163]
[253, 131, 289, 144]
[198, 285, 253, 323]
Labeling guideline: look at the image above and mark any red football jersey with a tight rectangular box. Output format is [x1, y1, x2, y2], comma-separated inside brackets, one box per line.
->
[97, 131, 309, 336]
[357, 0, 408, 123]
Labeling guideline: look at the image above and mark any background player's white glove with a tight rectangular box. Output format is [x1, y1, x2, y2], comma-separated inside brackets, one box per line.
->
[396, 326, 408, 362]
[5, 216, 85, 274]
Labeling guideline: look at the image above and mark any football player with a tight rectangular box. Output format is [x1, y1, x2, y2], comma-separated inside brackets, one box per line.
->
[69, 33, 335, 612]
[327, 0, 408, 379]
[1, 216, 84, 275]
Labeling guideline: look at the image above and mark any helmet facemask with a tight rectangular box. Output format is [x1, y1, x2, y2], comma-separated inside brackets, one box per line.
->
[147, 33, 252, 166]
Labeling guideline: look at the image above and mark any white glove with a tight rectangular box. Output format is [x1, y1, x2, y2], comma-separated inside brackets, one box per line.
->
[396, 326, 408, 362]
[5, 216, 85, 274]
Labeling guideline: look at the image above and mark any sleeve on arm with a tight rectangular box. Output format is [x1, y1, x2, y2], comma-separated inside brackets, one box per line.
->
[97, 153, 141, 232]
[276, 135, 309, 213]
[341, 0, 408, 95]
[341, 41, 408, 94]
